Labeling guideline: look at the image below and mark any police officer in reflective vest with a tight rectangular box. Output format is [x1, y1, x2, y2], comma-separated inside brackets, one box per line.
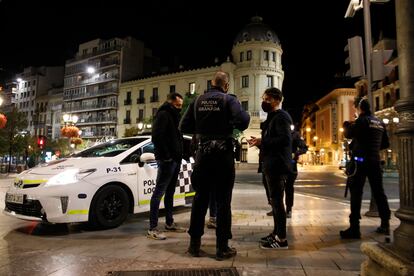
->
[340, 97, 391, 239]
[180, 71, 250, 260]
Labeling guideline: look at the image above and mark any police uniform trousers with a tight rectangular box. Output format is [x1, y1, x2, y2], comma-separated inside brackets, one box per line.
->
[349, 159, 391, 226]
[188, 140, 235, 246]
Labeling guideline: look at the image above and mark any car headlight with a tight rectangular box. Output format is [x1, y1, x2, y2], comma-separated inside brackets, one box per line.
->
[45, 168, 96, 186]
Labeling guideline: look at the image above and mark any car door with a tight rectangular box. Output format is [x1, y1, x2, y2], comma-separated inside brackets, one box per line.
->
[136, 142, 158, 212]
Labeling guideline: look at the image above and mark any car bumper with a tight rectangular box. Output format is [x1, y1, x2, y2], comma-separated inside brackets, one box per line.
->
[4, 180, 96, 224]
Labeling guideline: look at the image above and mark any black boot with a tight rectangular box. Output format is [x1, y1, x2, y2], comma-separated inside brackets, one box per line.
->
[376, 220, 390, 235]
[187, 237, 202, 257]
[216, 240, 237, 261]
[340, 223, 361, 239]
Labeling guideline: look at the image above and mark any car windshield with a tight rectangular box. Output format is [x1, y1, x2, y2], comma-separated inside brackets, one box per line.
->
[72, 138, 148, 158]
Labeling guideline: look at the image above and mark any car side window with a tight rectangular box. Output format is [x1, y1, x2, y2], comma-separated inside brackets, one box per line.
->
[120, 148, 142, 164]
[121, 142, 155, 164]
[142, 142, 155, 154]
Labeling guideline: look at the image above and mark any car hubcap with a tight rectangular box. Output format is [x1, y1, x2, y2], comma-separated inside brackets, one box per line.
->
[100, 192, 123, 221]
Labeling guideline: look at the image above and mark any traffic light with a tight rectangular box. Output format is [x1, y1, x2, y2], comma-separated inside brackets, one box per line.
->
[344, 36, 365, 78]
[37, 135, 46, 150]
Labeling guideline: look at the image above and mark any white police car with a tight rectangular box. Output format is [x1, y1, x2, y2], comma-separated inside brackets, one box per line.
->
[4, 136, 195, 229]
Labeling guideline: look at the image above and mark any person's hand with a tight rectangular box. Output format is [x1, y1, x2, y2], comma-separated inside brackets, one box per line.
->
[247, 136, 261, 147]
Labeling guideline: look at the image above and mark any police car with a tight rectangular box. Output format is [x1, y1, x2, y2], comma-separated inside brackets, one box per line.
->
[4, 136, 195, 229]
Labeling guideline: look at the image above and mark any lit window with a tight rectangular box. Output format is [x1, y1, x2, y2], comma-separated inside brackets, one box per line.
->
[240, 52, 244, 62]
[247, 50, 252, 60]
[189, 82, 196, 94]
[242, 76, 249, 88]
[264, 50, 269, 60]
[267, 75, 274, 87]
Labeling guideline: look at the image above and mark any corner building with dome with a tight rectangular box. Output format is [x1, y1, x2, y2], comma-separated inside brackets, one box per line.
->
[118, 16, 284, 163]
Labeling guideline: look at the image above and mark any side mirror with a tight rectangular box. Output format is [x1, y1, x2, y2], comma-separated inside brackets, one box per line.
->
[139, 153, 156, 167]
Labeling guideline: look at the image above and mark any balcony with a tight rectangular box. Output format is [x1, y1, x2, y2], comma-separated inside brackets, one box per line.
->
[63, 87, 118, 101]
[137, 98, 145, 104]
[124, 99, 132, 106]
[123, 118, 131, 124]
[76, 116, 117, 125]
[81, 129, 116, 138]
[150, 96, 159, 103]
[65, 74, 119, 89]
[66, 45, 122, 64]
[63, 102, 117, 112]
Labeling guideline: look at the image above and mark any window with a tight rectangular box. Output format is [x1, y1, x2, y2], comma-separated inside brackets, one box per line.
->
[385, 93, 391, 108]
[264, 50, 269, 60]
[241, 101, 248, 111]
[207, 80, 212, 90]
[272, 52, 276, 62]
[375, 96, 380, 111]
[247, 50, 252, 61]
[189, 82, 196, 94]
[395, 88, 400, 100]
[82, 49, 88, 55]
[242, 76, 249, 88]
[169, 85, 176, 93]
[138, 109, 144, 121]
[240, 52, 244, 62]
[126, 91, 131, 100]
[32, 80, 36, 86]
[151, 88, 159, 102]
[139, 89, 144, 99]
[93, 47, 98, 53]
[267, 75, 274, 87]
[126, 110, 130, 119]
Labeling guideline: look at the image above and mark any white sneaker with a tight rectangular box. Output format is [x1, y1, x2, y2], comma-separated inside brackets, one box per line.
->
[147, 228, 166, 240]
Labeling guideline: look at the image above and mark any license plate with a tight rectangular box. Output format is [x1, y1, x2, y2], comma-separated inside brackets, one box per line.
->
[5, 193, 24, 204]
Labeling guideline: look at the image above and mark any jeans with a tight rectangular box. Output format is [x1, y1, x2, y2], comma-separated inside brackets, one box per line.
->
[149, 159, 181, 230]
[263, 158, 287, 239]
[285, 161, 298, 211]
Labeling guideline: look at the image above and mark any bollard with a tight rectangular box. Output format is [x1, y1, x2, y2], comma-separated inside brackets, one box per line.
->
[364, 195, 379, 217]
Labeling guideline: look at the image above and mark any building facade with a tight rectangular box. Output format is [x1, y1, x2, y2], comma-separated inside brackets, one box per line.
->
[311, 88, 357, 165]
[63, 37, 157, 140]
[15, 66, 64, 135]
[34, 87, 63, 139]
[118, 16, 284, 162]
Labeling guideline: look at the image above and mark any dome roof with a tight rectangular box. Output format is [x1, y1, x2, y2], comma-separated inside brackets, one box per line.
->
[234, 16, 280, 45]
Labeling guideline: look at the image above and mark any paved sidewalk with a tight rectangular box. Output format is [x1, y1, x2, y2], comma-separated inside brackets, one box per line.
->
[0, 180, 399, 275]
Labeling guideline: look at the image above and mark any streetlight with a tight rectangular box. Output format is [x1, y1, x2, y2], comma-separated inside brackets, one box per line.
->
[137, 122, 144, 130]
[306, 127, 311, 133]
[86, 66, 95, 74]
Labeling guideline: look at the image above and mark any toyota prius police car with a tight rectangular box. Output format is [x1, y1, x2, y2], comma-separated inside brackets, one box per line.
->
[4, 136, 195, 229]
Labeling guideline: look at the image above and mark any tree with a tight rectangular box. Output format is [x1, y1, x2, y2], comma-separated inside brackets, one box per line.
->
[0, 108, 28, 172]
[124, 126, 139, 137]
[181, 92, 199, 116]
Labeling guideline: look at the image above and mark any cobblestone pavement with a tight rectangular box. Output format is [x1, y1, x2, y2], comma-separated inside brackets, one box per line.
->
[0, 173, 399, 275]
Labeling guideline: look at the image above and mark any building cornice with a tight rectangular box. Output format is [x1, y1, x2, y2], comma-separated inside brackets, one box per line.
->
[316, 88, 357, 107]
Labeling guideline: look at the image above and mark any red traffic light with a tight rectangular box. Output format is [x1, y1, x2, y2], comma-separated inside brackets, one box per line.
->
[37, 135, 46, 149]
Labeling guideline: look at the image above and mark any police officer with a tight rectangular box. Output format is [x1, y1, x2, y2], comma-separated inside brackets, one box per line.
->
[340, 97, 391, 239]
[180, 71, 250, 260]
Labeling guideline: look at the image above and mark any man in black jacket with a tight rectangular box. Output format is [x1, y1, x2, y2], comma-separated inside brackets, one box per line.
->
[147, 92, 185, 240]
[340, 98, 391, 239]
[180, 71, 250, 260]
[248, 87, 292, 249]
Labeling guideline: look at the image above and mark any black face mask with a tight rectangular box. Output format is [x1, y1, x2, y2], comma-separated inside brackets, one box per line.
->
[261, 101, 272, 113]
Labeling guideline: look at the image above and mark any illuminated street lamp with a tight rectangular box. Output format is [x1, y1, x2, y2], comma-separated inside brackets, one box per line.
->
[87, 66, 96, 74]
[306, 127, 311, 132]
[290, 124, 295, 131]
[392, 117, 399, 124]
[383, 118, 390, 124]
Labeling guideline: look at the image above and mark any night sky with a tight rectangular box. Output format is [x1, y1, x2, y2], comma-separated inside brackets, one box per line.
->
[0, 0, 396, 121]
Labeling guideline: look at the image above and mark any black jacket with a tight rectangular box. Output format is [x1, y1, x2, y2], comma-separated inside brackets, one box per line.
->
[152, 102, 183, 162]
[179, 87, 250, 136]
[343, 112, 389, 162]
[260, 109, 293, 174]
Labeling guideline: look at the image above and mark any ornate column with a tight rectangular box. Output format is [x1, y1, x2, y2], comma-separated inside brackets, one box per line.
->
[393, 0, 414, 261]
[361, 1, 414, 275]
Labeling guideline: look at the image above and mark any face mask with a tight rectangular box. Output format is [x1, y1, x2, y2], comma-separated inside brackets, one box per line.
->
[261, 101, 273, 113]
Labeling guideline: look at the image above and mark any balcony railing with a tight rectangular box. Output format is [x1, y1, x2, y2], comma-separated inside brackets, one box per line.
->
[63, 87, 118, 101]
[81, 129, 117, 138]
[76, 116, 117, 125]
[124, 99, 132, 105]
[150, 96, 159, 103]
[65, 75, 119, 89]
[123, 118, 131, 124]
[137, 98, 145, 104]
[63, 102, 118, 112]
[66, 45, 122, 64]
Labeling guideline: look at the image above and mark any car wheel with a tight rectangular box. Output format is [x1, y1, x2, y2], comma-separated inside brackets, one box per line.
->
[89, 185, 129, 229]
